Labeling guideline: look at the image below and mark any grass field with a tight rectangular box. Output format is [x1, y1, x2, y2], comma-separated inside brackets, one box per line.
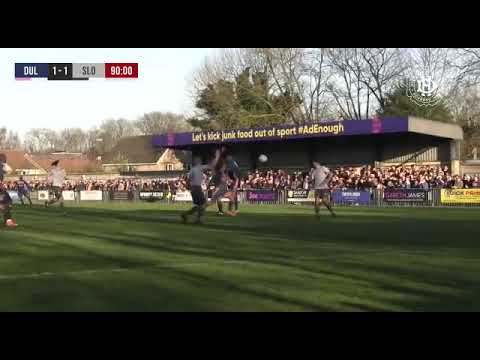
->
[1, 202, 479, 311]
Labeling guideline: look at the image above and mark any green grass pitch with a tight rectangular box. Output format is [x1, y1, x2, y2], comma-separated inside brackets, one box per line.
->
[1, 202, 479, 311]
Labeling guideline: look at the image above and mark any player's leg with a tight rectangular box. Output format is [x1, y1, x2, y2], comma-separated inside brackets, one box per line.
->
[59, 188, 64, 208]
[18, 192, 25, 206]
[1, 204, 17, 227]
[182, 205, 199, 223]
[209, 185, 226, 214]
[321, 190, 336, 217]
[26, 193, 33, 206]
[228, 190, 234, 212]
[217, 198, 224, 215]
[46, 187, 56, 206]
[196, 204, 205, 223]
[1, 204, 8, 223]
[229, 184, 239, 213]
[194, 187, 207, 224]
[182, 186, 204, 224]
[234, 189, 239, 212]
[314, 190, 321, 216]
[225, 192, 237, 216]
[48, 187, 62, 206]
[226, 180, 238, 213]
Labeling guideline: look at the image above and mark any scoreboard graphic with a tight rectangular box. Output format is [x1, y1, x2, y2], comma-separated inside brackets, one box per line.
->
[15, 63, 138, 80]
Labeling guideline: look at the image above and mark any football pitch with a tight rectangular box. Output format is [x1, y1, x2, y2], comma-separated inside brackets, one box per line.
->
[1, 202, 479, 311]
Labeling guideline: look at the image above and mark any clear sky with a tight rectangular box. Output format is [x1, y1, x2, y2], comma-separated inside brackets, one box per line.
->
[0, 48, 218, 136]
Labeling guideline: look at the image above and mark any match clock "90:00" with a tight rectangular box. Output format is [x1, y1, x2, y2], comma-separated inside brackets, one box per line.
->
[105, 63, 138, 78]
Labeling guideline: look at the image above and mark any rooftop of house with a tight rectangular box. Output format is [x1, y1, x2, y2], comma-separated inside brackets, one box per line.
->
[102, 135, 189, 165]
[102, 136, 162, 164]
[1, 150, 37, 170]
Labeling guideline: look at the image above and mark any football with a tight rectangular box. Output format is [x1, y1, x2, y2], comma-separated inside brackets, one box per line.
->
[258, 154, 268, 163]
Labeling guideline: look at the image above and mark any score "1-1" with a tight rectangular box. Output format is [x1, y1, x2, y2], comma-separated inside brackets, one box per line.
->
[52, 65, 68, 75]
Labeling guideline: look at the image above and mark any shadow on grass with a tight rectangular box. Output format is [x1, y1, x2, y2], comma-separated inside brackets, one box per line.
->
[7, 204, 480, 311]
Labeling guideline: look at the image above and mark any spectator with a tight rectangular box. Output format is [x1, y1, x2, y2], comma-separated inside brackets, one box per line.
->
[2, 164, 458, 192]
[454, 175, 464, 189]
[472, 176, 480, 188]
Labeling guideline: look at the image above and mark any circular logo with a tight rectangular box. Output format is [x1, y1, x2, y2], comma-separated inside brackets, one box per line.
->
[404, 76, 441, 107]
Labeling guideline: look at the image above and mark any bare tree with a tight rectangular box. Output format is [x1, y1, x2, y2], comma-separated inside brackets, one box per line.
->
[256, 48, 308, 123]
[98, 119, 139, 152]
[23, 128, 58, 153]
[326, 48, 372, 120]
[57, 128, 90, 153]
[190, 48, 335, 124]
[4, 131, 21, 149]
[0, 128, 21, 149]
[0, 128, 6, 147]
[302, 48, 335, 121]
[190, 48, 263, 95]
[451, 48, 480, 88]
[403, 48, 460, 99]
[359, 48, 407, 112]
[135, 112, 191, 135]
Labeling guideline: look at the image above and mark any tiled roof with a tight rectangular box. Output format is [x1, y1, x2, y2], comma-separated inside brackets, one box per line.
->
[27, 153, 102, 173]
[0, 150, 38, 170]
[102, 135, 164, 164]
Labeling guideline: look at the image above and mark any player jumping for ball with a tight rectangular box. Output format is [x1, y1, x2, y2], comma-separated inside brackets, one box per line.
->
[310, 161, 336, 218]
[181, 150, 221, 224]
[16, 175, 33, 206]
[209, 148, 236, 216]
[45, 160, 66, 208]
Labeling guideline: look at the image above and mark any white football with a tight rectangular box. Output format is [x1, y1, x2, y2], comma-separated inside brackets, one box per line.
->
[258, 154, 268, 163]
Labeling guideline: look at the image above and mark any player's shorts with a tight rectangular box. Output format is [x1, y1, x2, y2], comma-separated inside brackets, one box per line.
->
[315, 189, 330, 199]
[17, 189, 29, 197]
[51, 186, 63, 199]
[190, 186, 206, 206]
[0, 191, 12, 207]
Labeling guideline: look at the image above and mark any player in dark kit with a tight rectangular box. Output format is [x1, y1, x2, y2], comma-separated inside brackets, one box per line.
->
[0, 156, 5, 183]
[209, 148, 236, 216]
[0, 182, 18, 228]
[16, 176, 33, 206]
[310, 161, 336, 218]
[226, 153, 240, 213]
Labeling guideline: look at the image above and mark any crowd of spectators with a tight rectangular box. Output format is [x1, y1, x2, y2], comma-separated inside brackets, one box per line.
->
[2, 178, 189, 193]
[237, 165, 480, 190]
[2, 165, 480, 192]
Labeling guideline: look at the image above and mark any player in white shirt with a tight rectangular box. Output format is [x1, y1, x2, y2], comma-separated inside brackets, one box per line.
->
[181, 150, 221, 224]
[45, 160, 66, 208]
[310, 161, 336, 218]
[0, 153, 13, 182]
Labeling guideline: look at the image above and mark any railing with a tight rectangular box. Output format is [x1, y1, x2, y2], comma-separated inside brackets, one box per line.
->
[11, 188, 480, 208]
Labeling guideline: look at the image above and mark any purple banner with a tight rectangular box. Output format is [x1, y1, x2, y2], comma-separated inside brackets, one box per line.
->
[246, 190, 278, 202]
[332, 190, 371, 204]
[384, 189, 427, 203]
[152, 117, 409, 147]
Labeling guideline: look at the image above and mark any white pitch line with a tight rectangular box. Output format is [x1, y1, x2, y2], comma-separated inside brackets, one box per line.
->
[0, 248, 460, 282]
[0, 260, 248, 281]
